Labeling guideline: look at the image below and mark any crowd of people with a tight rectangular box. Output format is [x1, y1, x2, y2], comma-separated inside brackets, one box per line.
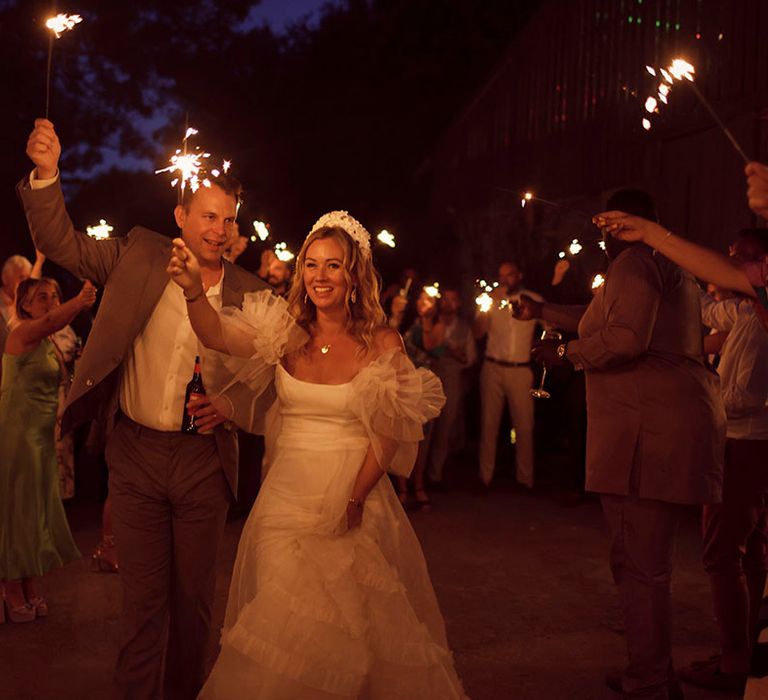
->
[1, 116, 767, 700]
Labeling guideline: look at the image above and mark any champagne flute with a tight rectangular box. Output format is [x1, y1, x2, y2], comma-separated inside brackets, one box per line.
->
[530, 329, 562, 399]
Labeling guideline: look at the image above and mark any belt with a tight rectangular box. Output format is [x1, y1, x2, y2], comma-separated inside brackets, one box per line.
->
[485, 357, 531, 368]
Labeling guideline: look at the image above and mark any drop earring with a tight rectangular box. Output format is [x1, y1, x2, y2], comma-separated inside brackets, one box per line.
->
[350, 286, 357, 304]
[304, 293, 308, 305]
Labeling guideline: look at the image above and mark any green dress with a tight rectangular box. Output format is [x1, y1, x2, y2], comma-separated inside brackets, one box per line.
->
[0, 339, 80, 580]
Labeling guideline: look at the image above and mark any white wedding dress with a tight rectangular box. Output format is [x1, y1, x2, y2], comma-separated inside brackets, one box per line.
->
[197, 291, 468, 700]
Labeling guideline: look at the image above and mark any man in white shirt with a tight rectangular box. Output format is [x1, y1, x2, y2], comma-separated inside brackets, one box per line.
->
[680, 229, 768, 694]
[474, 261, 542, 488]
[19, 119, 270, 700]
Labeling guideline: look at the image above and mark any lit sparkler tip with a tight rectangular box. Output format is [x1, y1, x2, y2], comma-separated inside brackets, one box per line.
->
[86, 218, 114, 240]
[558, 251, 566, 259]
[591, 273, 606, 290]
[46, 13, 82, 38]
[275, 242, 295, 262]
[222, 160, 231, 174]
[644, 96, 658, 113]
[424, 283, 441, 299]
[642, 118, 652, 131]
[211, 169, 220, 178]
[475, 292, 493, 313]
[568, 239, 583, 256]
[521, 191, 533, 208]
[669, 58, 695, 82]
[376, 230, 396, 248]
[252, 221, 270, 241]
[598, 240, 607, 251]
[184, 127, 199, 140]
[645, 66, 657, 76]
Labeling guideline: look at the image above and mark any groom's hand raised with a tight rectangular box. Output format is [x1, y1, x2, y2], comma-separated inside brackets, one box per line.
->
[26, 119, 61, 180]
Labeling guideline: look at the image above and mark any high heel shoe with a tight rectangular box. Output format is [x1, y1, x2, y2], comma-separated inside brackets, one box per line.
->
[91, 535, 119, 573]
[1, 591, 36, 623]
[27, 596, 48, 618]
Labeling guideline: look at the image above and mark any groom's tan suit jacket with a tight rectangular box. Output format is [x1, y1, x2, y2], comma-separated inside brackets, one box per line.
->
[16, 177, 271, 496]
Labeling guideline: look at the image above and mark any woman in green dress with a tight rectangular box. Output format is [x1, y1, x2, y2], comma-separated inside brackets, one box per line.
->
[0, 277, 96, 622]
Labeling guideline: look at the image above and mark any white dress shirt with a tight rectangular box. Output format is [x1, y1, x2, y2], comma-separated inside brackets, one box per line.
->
[120, 278, 223, 431]
[483, 288, 543, 363]
[700, 292, 768, 440]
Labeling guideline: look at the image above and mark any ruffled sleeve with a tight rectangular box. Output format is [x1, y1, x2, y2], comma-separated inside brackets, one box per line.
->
[349, 347, 446, 478]
[200, 290, 308, 433]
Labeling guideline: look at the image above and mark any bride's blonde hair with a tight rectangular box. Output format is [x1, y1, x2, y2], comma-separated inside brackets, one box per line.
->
[286, 226, 386, 352]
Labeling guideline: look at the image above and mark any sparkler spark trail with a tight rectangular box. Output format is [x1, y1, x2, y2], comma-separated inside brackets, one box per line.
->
[155, 126, 233, 204]
[44, 13, 83, 119]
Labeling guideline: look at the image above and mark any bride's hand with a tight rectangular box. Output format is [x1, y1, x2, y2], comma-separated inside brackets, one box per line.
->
[346, 498, 364, 530]
[167, 238, 203, 297]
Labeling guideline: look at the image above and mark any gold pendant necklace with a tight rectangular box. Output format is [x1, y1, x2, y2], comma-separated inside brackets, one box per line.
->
[320, 344, 331, 354]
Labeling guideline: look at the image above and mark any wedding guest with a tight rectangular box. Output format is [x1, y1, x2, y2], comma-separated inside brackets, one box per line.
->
[678, 229, 768, 694]
[20, 118, 269, 699]
[597, 162, 768, 331]
[0, 252, 44, 324]
[516, 189, 725, 700]
[0, 277, 96, 622]
[223, 222, 248, 265]
[427, 287, 476, 486]
[400, 288, 445, 510]
[474, 261, 542, 489]
[265, 256, 291, 297]
[256, 247, 277, 282]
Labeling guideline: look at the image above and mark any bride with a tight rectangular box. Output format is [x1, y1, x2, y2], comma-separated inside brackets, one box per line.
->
[167, 210, 469, 699]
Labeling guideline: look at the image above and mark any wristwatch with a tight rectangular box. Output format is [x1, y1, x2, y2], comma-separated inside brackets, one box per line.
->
[556, 343, 567, 359]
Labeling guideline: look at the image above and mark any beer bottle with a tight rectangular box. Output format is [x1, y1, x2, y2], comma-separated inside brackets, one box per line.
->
[181, 356, 206, 434]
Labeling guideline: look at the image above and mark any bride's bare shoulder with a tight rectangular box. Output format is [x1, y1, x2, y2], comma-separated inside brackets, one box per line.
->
[372, 327, 404, 355]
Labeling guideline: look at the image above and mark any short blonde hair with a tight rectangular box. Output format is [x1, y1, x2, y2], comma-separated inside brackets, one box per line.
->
[1, 255, 32, 288]
[286, 227, 386, 352]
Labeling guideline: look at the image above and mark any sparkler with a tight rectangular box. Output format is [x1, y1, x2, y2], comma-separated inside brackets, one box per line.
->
[251, 220, 270, 243]
[642, 58, 749, 164]
[591, 273, 606, 290]
[377, 230, 396, 248]
[86, 219, 113, 240]
[568, 239, 583, 256]
[155, 126, 232, 205]
[475, 292, 493, 313]
[275, 242, 294, 262]
[423, 283, 441, 299]
[474, 280, 499, 313]
[44, 13, 83, 119]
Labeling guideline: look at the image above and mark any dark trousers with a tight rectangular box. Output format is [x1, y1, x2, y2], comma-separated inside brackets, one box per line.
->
[702, 438, 768, 673]
[601, 494, 685, 700]
[106, 415, 230, 700]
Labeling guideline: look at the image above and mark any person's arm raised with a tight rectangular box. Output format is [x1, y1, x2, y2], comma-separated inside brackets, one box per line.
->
[167, 238, 228, 352]
[20, 119, 120, 285]
[7, 281, 96, 354]
[595, 211, 754, 297]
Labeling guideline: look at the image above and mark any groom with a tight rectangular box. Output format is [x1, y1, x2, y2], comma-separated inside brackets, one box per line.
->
[19, 119, 270, 700]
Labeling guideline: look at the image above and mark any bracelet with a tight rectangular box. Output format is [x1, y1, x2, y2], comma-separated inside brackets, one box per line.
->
[655, 230, 673, 252]
[184, 288, 205, 303]
[348, 497, 364, 510]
